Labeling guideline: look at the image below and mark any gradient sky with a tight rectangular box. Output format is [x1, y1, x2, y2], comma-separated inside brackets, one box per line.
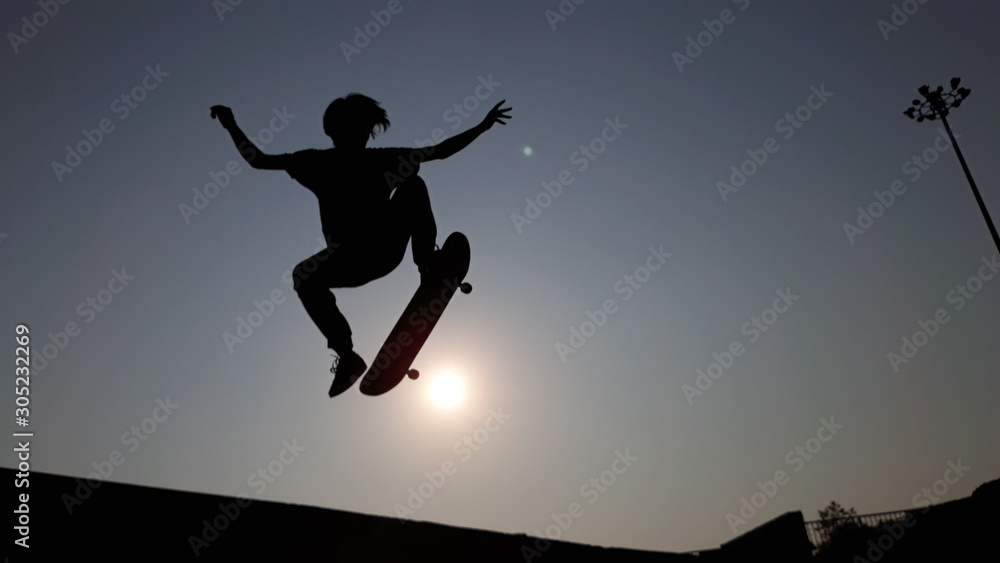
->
[3, 1, 999, 554]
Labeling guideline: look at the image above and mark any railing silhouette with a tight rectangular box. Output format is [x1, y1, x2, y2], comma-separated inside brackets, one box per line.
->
[804, 509, 918, 550]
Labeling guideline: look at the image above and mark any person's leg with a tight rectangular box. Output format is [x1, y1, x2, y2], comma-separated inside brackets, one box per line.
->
[389, 176, 437, 268]
[292, 245, 355, 355]
[296, 177, 436, 356]
[293, 235, 411, 353]
[295, 241, 410, 396]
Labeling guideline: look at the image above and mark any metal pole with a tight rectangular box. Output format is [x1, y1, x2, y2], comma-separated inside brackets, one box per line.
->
[904, 79, 998, 255]
[937, 113, 1000, 254]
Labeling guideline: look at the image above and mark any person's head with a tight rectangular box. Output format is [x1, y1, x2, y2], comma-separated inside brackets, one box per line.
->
[323, 93, 390, 148]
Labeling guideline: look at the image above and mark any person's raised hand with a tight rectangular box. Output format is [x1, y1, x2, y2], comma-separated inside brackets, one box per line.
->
[210, 105, 236, 129]
[480, 100, 512, 131]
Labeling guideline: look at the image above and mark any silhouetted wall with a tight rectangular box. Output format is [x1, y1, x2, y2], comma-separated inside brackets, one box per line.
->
[10, 469, 993, 562]
[4, 469, 691, 562]
[864, 482, 998, 563]
[695, 511, 813, 563]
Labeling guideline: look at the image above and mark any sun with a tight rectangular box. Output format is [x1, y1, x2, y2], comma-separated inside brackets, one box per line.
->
[428, 372, 464, 408]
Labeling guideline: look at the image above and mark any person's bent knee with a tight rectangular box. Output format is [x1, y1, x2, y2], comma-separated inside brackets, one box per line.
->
[293, 259, 323, 292]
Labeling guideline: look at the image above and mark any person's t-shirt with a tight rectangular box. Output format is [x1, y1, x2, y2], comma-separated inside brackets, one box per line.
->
[283, 147, 419, 244]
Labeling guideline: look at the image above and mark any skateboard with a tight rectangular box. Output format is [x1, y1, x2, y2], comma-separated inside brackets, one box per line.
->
[359, 232, 472, 396]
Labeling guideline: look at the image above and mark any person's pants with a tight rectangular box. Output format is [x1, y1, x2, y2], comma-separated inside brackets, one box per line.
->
[292, 176, 436, 354]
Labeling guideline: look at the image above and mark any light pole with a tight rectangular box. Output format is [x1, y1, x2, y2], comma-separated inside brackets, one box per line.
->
[903, 78, 998, 254]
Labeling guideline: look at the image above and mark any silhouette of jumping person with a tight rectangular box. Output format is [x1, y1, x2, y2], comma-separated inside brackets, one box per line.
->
[211, 94, 511, 396]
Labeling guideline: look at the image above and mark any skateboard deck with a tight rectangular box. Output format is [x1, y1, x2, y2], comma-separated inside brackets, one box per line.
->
[359, 232, 471, 396]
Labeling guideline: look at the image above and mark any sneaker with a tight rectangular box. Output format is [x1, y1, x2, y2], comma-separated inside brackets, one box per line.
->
[328, 350, 367, 397]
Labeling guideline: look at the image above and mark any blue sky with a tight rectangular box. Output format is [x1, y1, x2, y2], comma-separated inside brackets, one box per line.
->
[2, 1, 999, 553]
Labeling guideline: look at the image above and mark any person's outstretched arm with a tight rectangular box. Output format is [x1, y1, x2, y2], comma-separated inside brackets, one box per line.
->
[423, 101, 511, 162]
[211, 105, 292, 170]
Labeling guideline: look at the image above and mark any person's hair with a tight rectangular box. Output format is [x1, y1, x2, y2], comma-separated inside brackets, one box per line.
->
[323, 93, 390, 140]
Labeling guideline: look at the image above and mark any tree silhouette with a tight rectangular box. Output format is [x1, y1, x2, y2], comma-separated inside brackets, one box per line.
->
[814, 501, 878, 562]
[819, 501, 857, 528]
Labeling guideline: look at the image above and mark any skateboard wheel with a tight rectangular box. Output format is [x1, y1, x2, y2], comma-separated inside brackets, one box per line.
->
[407, 369, 420, 380]
[459, 283, 472, 294]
